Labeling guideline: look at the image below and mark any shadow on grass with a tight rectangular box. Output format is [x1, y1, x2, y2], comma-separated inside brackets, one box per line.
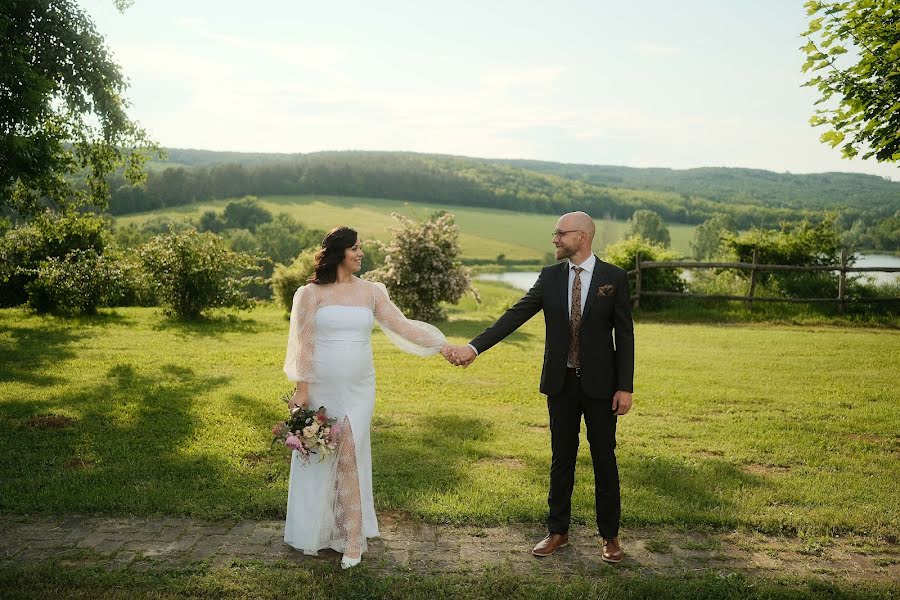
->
[373, 413, 494, 505]
[151, 312, 266, 338]
[0, 310, 140, 385]
[0, 361, 291, 519]
[621, 453, 761, 529]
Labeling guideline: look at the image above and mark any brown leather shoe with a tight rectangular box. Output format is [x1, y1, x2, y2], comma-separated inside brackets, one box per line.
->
[532, 533, 569, 557]
[601, 537, 623, 563]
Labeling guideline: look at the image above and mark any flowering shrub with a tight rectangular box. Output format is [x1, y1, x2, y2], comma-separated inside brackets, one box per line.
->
[365, 212, 474, 321]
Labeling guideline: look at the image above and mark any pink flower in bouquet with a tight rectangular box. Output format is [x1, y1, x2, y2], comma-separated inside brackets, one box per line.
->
[331, 420, 343, 438]
[315, 412, 327, 425]
[285, 435, 302, 450]
[272, 423, 284, 436]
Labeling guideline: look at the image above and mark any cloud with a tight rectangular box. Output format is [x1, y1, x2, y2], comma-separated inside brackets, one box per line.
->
[175, 19, 350, 83]
[479, 66, 568, 89]
[629, 43, 684, 57]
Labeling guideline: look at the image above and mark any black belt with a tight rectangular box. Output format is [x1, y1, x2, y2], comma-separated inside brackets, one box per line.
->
[566, 367, 581, 377]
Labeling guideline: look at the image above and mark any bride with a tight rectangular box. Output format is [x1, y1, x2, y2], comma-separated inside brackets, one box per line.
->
[282, 226, 451, 569]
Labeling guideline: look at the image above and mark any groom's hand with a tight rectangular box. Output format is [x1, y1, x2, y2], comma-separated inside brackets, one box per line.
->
[452, 345, 477, 367]
[612, 391, 633, 416]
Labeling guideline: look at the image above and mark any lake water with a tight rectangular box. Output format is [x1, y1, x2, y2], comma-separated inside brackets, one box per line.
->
[476, 253, 900, 291]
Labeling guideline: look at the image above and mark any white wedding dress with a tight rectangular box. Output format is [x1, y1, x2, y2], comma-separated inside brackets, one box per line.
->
[282, 277, 445, 562]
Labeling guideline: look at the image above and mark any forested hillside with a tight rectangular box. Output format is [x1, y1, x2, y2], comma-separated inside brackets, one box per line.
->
[491, 159, 899, 214]
[106, 150, 897, 232]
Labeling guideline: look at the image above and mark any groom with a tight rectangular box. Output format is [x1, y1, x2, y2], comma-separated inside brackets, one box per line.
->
[447, 211, 634, 563]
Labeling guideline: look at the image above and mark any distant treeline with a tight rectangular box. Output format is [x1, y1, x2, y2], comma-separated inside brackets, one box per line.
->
[491, 159, 900, 215]
[106, 151, 897, 231]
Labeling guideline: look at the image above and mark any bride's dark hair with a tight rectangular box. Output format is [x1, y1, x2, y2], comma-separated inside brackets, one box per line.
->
[309, 226, 359, 285]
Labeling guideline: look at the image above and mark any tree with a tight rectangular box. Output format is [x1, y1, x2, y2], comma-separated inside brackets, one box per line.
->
[222, 197, 272, 231]
[366, 212, 473, 321]
[625, 209, 671, 247]
[801, 0, 900, 162]
[254, 214, 318, 266]
[1, 0, 157, 219]
[690, 214, 738, 260]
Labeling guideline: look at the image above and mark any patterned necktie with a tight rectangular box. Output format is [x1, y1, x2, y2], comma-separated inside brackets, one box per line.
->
[568, 266, 584, 368]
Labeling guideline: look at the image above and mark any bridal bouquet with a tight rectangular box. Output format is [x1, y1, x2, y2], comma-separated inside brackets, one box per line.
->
[271, 392, 341, 464]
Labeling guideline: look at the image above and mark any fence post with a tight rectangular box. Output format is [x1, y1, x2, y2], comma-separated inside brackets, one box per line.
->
[634, 252, 641, 310]
[838, 247, 847, 314]
[746, 248, 758, 310]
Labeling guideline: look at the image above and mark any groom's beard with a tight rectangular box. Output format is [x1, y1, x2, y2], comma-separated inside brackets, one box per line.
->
[555, 245, 574, 260]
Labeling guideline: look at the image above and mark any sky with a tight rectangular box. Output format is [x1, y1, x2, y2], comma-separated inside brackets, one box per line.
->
[79, 0, 898, 179]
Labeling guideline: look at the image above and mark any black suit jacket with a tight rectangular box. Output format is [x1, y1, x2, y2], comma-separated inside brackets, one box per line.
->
[469, 257, 634, 398]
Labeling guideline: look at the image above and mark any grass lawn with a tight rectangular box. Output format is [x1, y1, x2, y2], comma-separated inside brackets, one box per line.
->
[1, 560, 896, 600]
[1, 281, 898, 539]
[112, 194, 698, 260]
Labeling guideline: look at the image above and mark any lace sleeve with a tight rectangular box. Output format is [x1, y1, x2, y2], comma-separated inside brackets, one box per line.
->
[371, 281, 446, 356]
[284, 285, 317, 382]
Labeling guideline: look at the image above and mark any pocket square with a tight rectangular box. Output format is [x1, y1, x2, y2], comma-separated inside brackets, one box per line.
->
[597, 283, 615, 297]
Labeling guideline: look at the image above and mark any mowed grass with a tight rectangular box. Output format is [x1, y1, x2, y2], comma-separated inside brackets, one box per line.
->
[1, 281, 897, 538]
[113, 194, 698, 260]
[2, 561, 896, 600]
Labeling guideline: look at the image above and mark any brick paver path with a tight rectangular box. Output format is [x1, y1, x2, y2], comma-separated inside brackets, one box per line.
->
[1, 512, 898, 581]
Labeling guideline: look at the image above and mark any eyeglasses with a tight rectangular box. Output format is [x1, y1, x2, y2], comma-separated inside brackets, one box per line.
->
[551, 229, 583, 239]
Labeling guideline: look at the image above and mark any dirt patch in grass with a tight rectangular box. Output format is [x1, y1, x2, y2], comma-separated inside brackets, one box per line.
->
[740, 463, 791, 476]
[477, 457, 526, 470]
[26, 414, 77, 429]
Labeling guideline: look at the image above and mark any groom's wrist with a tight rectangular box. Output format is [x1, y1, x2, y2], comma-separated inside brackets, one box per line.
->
[467, 343, 479, 356]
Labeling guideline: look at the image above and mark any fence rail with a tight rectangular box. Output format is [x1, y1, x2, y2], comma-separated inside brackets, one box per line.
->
[625, 249, 900, 311]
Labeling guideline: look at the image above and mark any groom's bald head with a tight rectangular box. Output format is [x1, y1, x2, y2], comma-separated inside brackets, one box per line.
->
[559, 212, 595, 242]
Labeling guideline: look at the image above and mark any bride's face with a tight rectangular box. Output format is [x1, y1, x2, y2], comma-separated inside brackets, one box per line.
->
[342, 238, 364, 273]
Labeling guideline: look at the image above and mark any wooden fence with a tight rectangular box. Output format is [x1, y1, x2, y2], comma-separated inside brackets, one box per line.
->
[627, 249, 900, 311]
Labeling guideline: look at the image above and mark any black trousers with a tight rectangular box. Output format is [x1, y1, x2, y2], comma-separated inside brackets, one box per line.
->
[546, 370, 620, 539]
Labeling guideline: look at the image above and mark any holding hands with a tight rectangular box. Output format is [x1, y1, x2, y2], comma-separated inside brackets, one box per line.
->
[440, 344, 477, 367]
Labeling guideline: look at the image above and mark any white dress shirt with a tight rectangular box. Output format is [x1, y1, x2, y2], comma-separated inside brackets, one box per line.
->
[468, 255, 596, 359]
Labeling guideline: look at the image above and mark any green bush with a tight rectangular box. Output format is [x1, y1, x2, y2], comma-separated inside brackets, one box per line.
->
[140, 229, 261, 319]
[105, 247, 157, 307]
[603, 236, 684, 309]
[724, 215, 843, 299]
[0, 211, 107, 307]
[25, 249, 125, 314]
[271, 248, 317, 312]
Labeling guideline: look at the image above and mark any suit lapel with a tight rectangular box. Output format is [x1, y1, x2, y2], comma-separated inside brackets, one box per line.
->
[557, 261, 569, 317]
[579, 255, 604, 324]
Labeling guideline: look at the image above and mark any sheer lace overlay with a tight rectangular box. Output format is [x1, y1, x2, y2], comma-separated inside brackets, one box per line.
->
[282, 277, 446, 560]
[284, 277, 446, 381]
[332, 417, 363, 558]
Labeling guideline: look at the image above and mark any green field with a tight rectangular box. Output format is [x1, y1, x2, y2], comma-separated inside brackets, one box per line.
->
[113, 195, 698, 261]
[1, 282, 897, 539]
